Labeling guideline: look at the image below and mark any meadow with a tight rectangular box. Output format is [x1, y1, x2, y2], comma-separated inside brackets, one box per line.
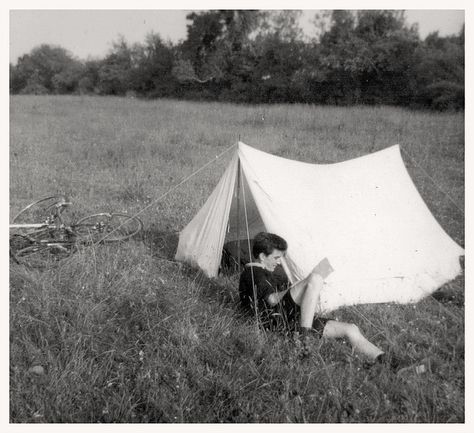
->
[9, 95, 464, 423]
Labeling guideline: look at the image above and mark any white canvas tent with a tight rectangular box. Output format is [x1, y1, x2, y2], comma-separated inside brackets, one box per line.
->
[175, 142, 464, 313]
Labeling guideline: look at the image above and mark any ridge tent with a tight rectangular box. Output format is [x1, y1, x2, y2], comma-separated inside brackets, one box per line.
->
[175, 142, 464, 313]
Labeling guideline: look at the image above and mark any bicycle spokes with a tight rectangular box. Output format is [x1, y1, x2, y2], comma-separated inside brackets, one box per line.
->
[74, 213, 143, 243]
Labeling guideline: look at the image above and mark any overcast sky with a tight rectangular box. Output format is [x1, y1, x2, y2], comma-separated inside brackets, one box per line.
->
[9, 8, 465, 64]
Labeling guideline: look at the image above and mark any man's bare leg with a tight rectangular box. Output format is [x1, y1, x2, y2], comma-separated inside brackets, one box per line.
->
[289, 272, 384, 360]
[290, 273, 324, 328]
[322, 320, 384, 360]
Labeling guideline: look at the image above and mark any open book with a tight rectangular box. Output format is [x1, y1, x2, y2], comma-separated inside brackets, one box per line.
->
[311, 257, 334, 279]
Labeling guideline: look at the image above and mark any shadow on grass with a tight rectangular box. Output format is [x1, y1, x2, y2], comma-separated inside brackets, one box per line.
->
[431, 257, 464, 308]
[141, 228, 179, 260]
[140, 227, 242, 308]
[431, 282, 464, 308]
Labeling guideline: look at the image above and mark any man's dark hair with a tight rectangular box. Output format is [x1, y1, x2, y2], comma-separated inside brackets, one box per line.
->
[252, 232, 288, 259]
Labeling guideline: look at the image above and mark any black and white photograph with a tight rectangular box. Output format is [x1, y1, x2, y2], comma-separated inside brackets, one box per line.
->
[6, 0, 468, 426]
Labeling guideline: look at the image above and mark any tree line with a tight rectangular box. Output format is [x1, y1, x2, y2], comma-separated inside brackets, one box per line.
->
[10, 10, 464, 111]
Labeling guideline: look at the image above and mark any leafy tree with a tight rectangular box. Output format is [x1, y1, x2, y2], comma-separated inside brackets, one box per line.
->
[178, 10, 227, 84]
[319, 10, 356, 47]
[295, 10, 367, 104]
[96, 36, 135, 95]
[51, 62, 85, 93]
[129, 32, 177, 96]
[312, 10, 420, 105]
[172, 57, 218, 84]
[10, 63, 24, 94]
[231, 10, 306, 103]
[10, 44, 82, 94]
[19, 70, 49, 95]
[352, 10, 420, 105]
[250, 33, 306, 102]
[214, 11, 265, 101]
[176, 10, 264, 99]
[264, 10, 304, 42]
[77, 59, 102, 94]
[413, 29, 464, 109]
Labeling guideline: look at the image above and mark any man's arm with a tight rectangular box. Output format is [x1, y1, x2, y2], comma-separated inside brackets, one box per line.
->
[266, 288, 290, 306]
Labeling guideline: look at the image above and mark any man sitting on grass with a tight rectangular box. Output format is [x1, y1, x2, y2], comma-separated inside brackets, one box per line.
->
[239, 232, 429, 374]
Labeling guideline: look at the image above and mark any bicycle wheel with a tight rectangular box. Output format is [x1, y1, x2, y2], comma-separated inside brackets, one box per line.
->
[14, 243, 74, 267]
[10, 233, 34, 252]
[12, 196, 67, 224]
[73, 213, 143, 243]
[9, 234, 33, 264]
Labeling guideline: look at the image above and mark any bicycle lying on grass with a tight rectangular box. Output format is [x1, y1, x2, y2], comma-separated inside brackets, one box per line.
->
[10, 195, 143, 266]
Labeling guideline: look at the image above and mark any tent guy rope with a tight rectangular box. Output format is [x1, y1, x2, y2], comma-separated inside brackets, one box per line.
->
[92, 142, 238, 245]
[400, 146, 464, 216]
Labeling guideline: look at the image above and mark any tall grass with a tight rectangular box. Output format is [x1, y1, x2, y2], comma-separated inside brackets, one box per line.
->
[10, 95, 464, 422]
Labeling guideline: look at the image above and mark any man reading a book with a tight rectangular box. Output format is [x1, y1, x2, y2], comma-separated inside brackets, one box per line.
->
[239, 232, 407, 369]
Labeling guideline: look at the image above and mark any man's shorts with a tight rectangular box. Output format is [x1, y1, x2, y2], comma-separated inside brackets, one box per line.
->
[271, 290, 334, 337]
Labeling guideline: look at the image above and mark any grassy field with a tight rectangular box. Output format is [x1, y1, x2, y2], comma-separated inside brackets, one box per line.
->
[9, 95, 464, 423]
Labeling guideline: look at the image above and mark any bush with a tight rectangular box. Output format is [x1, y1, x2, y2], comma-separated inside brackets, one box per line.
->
[19, 82, 49, 95]
[423, 81, 464, 111]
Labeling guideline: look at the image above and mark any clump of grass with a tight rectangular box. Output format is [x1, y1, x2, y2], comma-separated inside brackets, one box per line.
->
[116, 173, 152, 204]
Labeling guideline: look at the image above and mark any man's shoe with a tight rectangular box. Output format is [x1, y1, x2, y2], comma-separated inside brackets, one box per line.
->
[374, 353, 434, 376]
[375, 352, 405, 372]
[397, 358, 434, 377]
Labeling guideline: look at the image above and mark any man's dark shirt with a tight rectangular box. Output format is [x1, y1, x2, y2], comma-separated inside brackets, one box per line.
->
[239, 265, 288, 307]
[239, 264, 298, 331]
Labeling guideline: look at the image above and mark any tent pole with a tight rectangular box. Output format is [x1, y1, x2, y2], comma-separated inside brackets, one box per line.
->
[236, 156, 241, 273]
